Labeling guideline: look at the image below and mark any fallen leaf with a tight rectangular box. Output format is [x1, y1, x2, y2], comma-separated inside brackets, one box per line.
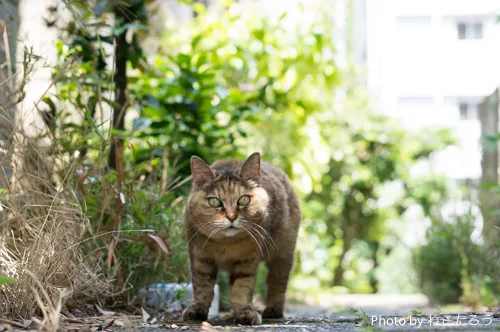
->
[103, 319, 115, 329]
[201, 321, 218, 332]
[114, 320, 126, 327]
[22, 320, 32, 328]
[95, 304, 116, 316]
[141, 308, 151, 323]
[150, 317, 157, 324]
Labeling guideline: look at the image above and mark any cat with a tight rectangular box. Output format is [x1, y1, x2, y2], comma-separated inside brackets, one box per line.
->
[182, 152, 301, 325]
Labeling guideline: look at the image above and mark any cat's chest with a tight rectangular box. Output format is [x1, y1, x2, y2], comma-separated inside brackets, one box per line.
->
[207, 240, 261, 270]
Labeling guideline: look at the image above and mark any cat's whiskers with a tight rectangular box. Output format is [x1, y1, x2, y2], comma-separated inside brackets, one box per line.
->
[245, 226, 271, 260]
[188, 223, 215, 245]
[251, 223, 278, 250]
[240, 220, 275, 260]
[196, 227, 220, 258]
[249, 225, 277, 260]
[241, 220, 278, 252]
[241, 226, 264, 258]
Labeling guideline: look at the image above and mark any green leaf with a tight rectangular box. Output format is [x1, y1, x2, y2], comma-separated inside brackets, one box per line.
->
[410, 309, 422, 315]
[42, 96, 57, 114]
[191, 35, 203, 50]
[143, 106, 164, 120]
[0, 275, 17, 286]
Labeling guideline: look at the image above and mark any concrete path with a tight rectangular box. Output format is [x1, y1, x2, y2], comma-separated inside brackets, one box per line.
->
[103, 295, 500, 331]
[110, 313, 500, 331]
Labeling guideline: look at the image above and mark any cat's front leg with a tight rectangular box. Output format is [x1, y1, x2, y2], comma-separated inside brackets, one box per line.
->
[230, 259, 262, 325]
[182, 255, 217, 322]
[262, 255, 293, 319]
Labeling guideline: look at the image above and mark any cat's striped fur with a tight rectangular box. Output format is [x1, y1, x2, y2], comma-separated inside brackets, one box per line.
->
[182, 152, 301, 325]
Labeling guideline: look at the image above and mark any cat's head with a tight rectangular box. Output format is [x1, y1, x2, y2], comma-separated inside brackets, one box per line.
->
[187, 152, 269, 240]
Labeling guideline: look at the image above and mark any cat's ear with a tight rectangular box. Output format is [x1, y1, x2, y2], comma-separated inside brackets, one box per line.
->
[240, 152, 260, 185]
[191, 156, 215, 187]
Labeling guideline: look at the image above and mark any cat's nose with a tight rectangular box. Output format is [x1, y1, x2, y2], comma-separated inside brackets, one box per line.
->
[226, 213, 237, 222]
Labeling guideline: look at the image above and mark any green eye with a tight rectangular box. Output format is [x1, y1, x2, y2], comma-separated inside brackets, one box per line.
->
[208, 197, 222, 207]
[237, 195, 250, 206]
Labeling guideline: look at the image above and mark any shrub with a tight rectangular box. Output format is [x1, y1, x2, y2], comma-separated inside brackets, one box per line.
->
[413, 210, 481, 304]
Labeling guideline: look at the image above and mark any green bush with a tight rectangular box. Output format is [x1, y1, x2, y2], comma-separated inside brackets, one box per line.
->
[44, 0, 340, 295]
[42, 0, 457, 299]
[413, 210, 481, 304]
[42, 0, 194, 294]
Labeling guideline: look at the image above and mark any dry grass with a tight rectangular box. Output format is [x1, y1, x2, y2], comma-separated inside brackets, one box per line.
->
[0, 22, 110, 324]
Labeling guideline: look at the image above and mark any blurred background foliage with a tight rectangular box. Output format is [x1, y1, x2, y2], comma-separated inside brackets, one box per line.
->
[27, 0, 499, 309]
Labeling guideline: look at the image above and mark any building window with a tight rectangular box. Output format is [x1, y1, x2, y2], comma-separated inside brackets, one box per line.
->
[457, 22, 483, 40]
[474, 23, 483, 39]
[458, 23, 466, 39]
[459, 102, 478, 120]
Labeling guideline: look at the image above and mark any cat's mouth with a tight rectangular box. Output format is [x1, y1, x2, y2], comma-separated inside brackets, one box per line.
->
[222, 225, 242, 236]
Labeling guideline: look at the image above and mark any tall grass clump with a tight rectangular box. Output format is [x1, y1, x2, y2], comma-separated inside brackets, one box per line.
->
[0, 29, 110, 321]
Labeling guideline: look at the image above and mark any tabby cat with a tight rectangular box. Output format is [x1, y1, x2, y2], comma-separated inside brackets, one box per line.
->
[182, 152, 301, 325]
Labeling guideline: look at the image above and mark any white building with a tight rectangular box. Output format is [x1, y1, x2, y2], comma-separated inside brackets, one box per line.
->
[365, 0, 500, 181]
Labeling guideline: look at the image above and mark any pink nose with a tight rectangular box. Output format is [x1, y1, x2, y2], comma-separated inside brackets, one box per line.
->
[227, 214, 237, 222]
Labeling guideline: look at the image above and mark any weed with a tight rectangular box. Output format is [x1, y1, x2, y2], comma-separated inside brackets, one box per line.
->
[410, 309, 423, 315]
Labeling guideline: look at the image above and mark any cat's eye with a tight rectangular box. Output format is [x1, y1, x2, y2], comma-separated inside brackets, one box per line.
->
[237, 195, 250, 206]
[208, 197, 222, 208]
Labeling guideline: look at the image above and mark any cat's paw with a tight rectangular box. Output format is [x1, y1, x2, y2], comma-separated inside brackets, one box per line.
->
[262, 307, 284, 319]
[233, 308, 262, 325]
[182, 305, 208, 322]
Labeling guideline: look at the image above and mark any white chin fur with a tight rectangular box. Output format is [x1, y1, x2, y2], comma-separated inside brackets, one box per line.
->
[223, 228, 241, 236]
